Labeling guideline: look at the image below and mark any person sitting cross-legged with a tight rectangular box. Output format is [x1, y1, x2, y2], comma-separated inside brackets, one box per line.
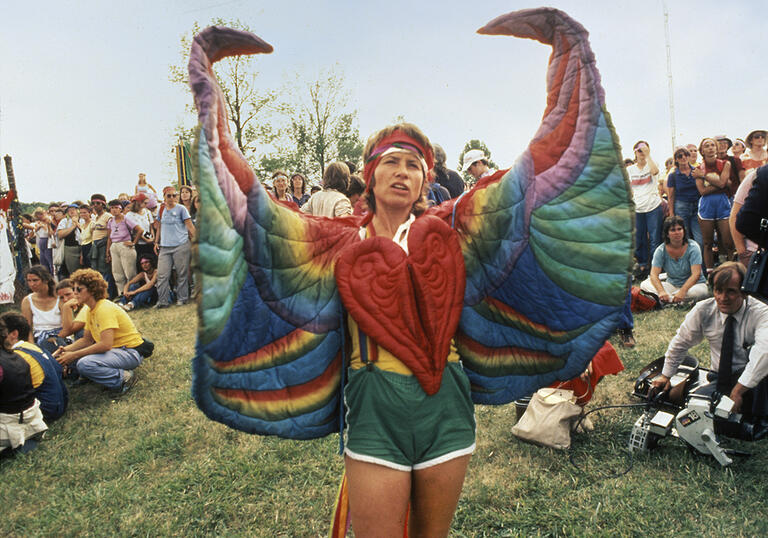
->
[0, 311, 68, 422]
[53, 269, 147, 394]
[640, 215, 710, 304]
[117, 257, 158, 311]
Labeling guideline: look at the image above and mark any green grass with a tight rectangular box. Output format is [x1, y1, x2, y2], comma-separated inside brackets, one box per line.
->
[1, 305, 767, 537]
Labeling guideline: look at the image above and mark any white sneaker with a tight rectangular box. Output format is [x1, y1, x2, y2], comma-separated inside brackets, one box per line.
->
[121, 302, 135, 311]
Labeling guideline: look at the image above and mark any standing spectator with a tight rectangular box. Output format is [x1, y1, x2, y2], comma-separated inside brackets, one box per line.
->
[154, 186, 195, 307]
[105, 200, 138, 298]
[1, 312, 68, 422]
[433, 144, 466, 199]
[271, 171, 293, 202]
[696, 137, 735, 270]
[686, 143, 701, 168]
[0, 317, 47, 455]
[20, 265, 73, 353]
[627, 140, 663, 279]
[289, 173, 310, 207]
[56, 204, 82, 277]
[667, 146, 703, 247]
[50, 207, 66, 279]
[89, 194, 111, 279]
[301, 162, 353, 217]
[33, 208, 54, 274]
[462, 149, 493, 181]
[715, 134, 745, 196]
[53, 269, 147, 394]
[78, 204, 93, 268]
[732, 138, 747, 160]
[730, 169, 759, 267]
[741, 130, 767, 171]
[126, 194, 155, 270]
[179, 185, 198, 221]
[135, 172, 158, 202]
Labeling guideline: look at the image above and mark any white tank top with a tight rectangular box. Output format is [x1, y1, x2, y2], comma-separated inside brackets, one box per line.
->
[28, 294, 62, 335]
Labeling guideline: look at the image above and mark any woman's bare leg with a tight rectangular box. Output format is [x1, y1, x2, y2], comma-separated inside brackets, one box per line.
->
[699, 218, 715, 269]
[345, 456, 410, 537]
[715, 218, 735, 261]
[408, 455, 471, 537]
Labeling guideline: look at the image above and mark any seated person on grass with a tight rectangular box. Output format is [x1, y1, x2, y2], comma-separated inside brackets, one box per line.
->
[55, 279, 85, 341]
[0, 311, 68, 422]
[0, 318, 47, 456]
[53, 269, 146, 395]
[640, 215, 710, 304]
[117, 256, 158, 311]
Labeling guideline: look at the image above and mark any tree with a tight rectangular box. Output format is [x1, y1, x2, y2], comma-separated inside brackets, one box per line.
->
[169, 19, 285, 169]
[458, 140, 499, 185]
[277, 68, 364, 181]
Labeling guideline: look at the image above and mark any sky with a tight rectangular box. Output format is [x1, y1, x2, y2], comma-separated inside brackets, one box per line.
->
[1, 0, 766, 202]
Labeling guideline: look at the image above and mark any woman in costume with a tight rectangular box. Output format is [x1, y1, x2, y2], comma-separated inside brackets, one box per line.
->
[187, 8, 633, 537]
[338, 124, 475, 535]
[695, 137, 734, 270]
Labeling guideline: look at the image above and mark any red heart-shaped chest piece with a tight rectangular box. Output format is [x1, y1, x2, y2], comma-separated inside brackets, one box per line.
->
[335, 215, 465, 394]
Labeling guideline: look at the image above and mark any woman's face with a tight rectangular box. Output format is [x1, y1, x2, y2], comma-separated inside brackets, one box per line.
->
[79, 208, 90, 220]
[674, 153, 689, 167]
[732, 142, 745, 156]
[667, 224, 685, 246]
[109, 204, 122, 217]
[26, 274, 44, 293]
[700, 139, 718, 160]
[751, 132, 766, 149]
[371, 151, 424, 212]
[73, 282, 92, 303]
[180, 188, 192, 202]
[67, 207, 78, 219]
[57, 286, 75, 302]
[274, 176, 287, 193]
[291, 175, 303, 190]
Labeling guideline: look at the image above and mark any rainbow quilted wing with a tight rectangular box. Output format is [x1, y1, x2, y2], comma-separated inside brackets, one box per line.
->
[189, 27, 360, 438]
[447, 8, 633, 404]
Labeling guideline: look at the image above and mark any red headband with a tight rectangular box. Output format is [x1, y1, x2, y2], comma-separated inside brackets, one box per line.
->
[362, 130, 434, 185]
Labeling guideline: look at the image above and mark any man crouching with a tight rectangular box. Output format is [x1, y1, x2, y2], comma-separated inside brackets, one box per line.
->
[652, 262, 768, 432]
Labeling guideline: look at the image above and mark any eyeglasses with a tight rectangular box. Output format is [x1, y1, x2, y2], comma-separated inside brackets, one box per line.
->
[754, 134, 766, 139]
[165, 193, 178, 198]
[91, 201, 104, 205]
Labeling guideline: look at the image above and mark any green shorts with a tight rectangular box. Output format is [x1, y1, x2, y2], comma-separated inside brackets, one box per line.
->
[344, 362, 476, 471]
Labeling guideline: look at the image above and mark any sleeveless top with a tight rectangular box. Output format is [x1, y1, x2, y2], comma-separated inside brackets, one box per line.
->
[27, 294, 62, 335]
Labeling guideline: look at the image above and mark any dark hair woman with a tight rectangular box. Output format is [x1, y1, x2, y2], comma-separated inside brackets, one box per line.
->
[20, 265, 73, 350]
[640, 215, 709, 303]
[289, 173, 310, 207]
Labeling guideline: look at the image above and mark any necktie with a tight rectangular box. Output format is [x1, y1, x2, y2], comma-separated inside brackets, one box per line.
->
[717, 315, 736, 393]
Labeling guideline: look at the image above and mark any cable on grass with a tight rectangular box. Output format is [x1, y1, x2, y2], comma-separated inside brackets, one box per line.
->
[567, 403, 648, 479]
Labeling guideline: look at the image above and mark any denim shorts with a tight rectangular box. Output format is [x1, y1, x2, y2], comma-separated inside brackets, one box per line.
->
[698, 193, 731, 220]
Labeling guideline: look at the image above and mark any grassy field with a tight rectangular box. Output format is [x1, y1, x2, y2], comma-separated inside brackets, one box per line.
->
[1, 304, 767, 537]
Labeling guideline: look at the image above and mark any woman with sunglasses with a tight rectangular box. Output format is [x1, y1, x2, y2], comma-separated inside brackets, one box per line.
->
[667, 146, 703, 247]
[741, 130, 767, 171]
[154, 187, 195, 307]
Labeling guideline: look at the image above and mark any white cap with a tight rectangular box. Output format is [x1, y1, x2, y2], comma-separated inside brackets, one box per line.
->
[461, 149, 487, 172]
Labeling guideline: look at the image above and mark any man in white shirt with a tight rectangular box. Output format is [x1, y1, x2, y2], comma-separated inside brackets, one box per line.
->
[461, 149, 493, 181]
[653, 262, 768, 419]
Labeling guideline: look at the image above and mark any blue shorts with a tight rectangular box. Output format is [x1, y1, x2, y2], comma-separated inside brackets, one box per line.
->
[698, 193, 731, 220]
[344, 362, 476, 471]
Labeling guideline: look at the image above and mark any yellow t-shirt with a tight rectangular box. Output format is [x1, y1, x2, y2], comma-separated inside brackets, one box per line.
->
[74, 305, 89, 324]
[347, 316, 459, 375]
[90, 212, 111, 241]
[86, 300, 143, 348]
[13, 342, 44, 388]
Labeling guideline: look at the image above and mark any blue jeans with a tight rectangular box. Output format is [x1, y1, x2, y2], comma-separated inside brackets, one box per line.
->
[674, 199, 703, 248]
[635, 205, 664, 267]
[118, 283, 157, 309]
[75, 347, 142, 390]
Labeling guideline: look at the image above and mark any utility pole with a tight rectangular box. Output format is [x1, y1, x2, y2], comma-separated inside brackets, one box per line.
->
[663, 0, 677, 152]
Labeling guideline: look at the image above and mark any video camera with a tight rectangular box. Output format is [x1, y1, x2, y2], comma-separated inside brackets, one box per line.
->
[741, 218, 768, 302]
[629, 357, 760, 466]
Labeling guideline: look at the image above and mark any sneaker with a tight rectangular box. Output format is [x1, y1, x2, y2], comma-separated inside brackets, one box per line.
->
[176, 300, 188, 306]
[121, 302, 135, 312]
[117, 370, 138, 395]
[155, 303, 170, 309]
[619, 328, 636, 348]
